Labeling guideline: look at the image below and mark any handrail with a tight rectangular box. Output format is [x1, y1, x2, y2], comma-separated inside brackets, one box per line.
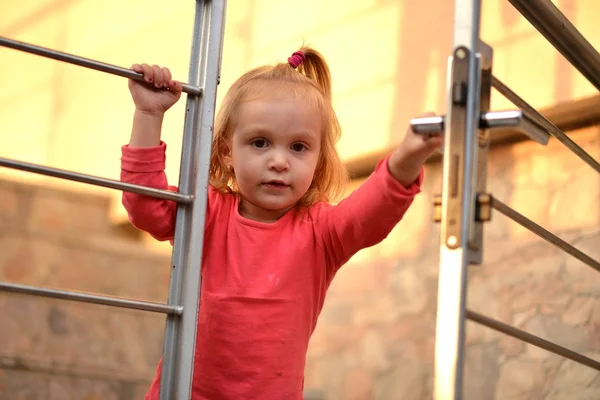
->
[508, 0, 600, 91]
[0, 156, 193, 203]
[0, 36, 202, 96]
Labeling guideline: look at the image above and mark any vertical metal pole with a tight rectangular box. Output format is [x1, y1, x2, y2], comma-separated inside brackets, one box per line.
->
[434, 0, 483, 399]
[468, 41, 492, 265]
[159, 1, 227, 399]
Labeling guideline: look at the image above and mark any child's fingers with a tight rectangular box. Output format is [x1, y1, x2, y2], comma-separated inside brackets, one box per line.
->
[163, 68, 175, 92]
[131, 63, 153, 85]
[426, 135, 444, 155]
[130, 63, 179, 92]
[171, 80, 182, 93]
[152, 64, 164, 88]
[164, 75, 181, 92]
[140, 63, 153, 83]
[163, 68, 172, 84]
[427, 135, 443, 146]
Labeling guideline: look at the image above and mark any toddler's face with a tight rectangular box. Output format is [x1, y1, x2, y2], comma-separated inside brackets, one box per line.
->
[226, 93, 322, 223]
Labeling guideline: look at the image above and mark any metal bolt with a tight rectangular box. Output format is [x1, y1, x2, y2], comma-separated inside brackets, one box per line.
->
[447, 235, 458, 247]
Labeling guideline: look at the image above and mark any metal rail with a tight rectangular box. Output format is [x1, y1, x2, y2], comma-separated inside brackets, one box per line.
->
[158, 1, 227, 398]
[467, 310, 600, 371]
[0, 156, 192, 203]
[0, 282, 183, 315]
[508, 0, 600, 91]
[0, 36, 203, 96]
[492, 76, 600, 173]
[490, 197, 600, 272]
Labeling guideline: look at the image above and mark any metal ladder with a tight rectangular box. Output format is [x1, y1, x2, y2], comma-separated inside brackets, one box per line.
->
[0, 1, 227, 399]
[411, 0, 600, 399]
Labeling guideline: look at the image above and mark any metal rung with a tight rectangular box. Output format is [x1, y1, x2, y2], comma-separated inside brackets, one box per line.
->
[0, 156, 193, 203]
[508, 0, 600, 92]
[490, 196, 600, 272]
[467, 309, 600, 371]
[492, 76, 600, 173]
[410, 110, 550, 145]
[0, 282, 183, 315]
[0, 36, 202, 96]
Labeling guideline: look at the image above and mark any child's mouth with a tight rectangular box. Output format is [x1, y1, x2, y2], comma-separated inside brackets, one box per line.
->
[263, 181, 289, 189]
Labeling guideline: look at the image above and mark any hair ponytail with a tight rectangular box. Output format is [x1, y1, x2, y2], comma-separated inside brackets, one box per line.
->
[293, 47, 333, 102]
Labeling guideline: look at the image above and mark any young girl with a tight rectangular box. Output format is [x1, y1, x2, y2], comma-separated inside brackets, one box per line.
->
[120, 47, 441, 399]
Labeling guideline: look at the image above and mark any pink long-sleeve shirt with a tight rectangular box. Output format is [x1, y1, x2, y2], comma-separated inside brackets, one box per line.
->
[120, 141, 423, 400]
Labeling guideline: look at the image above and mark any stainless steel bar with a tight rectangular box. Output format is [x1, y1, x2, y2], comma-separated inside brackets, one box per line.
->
[411, 115, 445, 134]
[0, 282, 183, 315]
[491, 75, 557, 133]
[480, 110, 521, 128]
[518, 112, 551, 145]
[159, 1, 227, 398]
[507, 0, 600, 91]
[0, 156, 192, 203]
[410, 111, 522, 134]
[491, 196, 600, 272]
[0, 36, 202, 96]
[492, 76, 600, 172]
[434, 0, 483, 398]
[467, 309, 600, 371]
[411, 110, 548, 145]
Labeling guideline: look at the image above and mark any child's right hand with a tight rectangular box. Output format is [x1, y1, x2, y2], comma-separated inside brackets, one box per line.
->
[128, 63, 183, 115]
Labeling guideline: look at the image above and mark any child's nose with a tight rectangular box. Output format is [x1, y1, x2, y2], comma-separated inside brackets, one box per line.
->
[268, 150, 289, 171]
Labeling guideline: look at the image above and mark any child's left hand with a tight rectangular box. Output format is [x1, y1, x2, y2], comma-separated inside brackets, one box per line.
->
[388, 112, 443, 187]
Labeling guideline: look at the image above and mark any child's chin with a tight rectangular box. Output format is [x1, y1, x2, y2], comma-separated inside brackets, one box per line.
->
[258, 198, 297, 212]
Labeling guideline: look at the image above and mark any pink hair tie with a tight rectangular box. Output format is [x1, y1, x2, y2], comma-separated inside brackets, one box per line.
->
[288, 51, 305, 69]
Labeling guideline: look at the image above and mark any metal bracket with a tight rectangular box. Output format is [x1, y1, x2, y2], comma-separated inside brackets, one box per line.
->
[423, 41, 495, 264]
[468, 40, 493, 263]
[440, 45, 472, 251]
[433, 193, 492, 223]
[410, 41, 550, 148]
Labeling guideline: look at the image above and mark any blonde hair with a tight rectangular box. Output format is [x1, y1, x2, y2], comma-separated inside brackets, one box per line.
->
[209, 46, 347, 208]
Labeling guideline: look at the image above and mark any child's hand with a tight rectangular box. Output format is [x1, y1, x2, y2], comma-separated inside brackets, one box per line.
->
[128, 63, 183, 115]
[388, 112, 444, 187]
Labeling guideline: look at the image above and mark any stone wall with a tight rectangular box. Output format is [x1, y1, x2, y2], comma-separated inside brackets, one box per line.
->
[0, 181, 169, 399]
[304, 126, 600, 399]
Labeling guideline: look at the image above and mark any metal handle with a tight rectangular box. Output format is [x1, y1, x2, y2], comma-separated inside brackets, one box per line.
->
[410, 109, 550, 145]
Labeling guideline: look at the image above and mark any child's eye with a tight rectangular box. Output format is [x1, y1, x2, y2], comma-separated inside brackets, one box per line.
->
[251, 139, 268, 148]
[291, 143, 307, 152]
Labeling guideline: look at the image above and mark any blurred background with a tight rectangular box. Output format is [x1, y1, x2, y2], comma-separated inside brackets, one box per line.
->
[0, 0, 599, 399]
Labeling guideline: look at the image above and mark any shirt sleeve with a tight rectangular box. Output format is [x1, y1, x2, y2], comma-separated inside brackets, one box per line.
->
[313, 154, 424, 273]
[120, 141, 179, 241]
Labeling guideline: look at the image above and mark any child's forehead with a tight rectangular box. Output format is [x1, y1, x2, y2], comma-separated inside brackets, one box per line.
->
[236, 96, 322, 125]
[226, 79, 330, 134]
[241, 80, 323, 106]
[236, 88, 324, 119]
